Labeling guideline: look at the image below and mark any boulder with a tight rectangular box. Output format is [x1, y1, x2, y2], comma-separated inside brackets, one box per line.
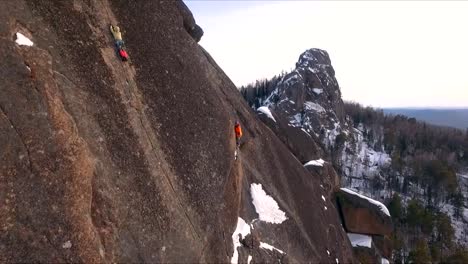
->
[336, 188, 393, 236]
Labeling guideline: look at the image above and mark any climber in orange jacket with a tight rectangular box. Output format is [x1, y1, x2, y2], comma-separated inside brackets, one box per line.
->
[234, 121, 242, 147]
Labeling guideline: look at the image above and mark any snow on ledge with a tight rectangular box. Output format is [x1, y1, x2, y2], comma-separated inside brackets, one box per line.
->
[347, 233, 372, 248]
[231, 217, 251, 264]
[15, 32, 34, 46]
[257, 106, 276, 122]
[250, 183, 287, 224]
[312, 88, 323, 95]
[304, 101, 326, 113]
[62, 240, 72, 249]
[259, 242, 285, 254]
[341, 188, 391, 217]
[304, 159, 325, 167]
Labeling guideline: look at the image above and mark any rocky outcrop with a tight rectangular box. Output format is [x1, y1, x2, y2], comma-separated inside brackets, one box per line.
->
[336, 189, 393, 236]
[250, 48, 395, 261]
[255, 49, 350, 197]
[176, 1, 204, 42]
[250, 48, 393, 198]
[0, 0, 353, 262]
[337, 189, 393, 263]
[262, 49, 348, 151]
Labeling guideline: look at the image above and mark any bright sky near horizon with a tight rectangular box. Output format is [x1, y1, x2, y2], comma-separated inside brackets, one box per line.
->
[184, 1, 468, 108]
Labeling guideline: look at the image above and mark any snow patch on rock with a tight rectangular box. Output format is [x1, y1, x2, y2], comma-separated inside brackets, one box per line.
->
[323, 122, 342, 148]
[250, 183, 287, 224]
[259, 242, 285, 254]
[62, 240, 72, 249]
[304, 159, 325, 167]
[15, 32, 34, 46]
[347, 233, 372, 248]
[289, 113, 302, 127]
[304, 101, 326, 113]
[301, 128, 312, 137]
[231, 217, 251, 264]
[312, 88, 323, 95]
[257, 106, 276, 122]
[284, 75, 298, 84]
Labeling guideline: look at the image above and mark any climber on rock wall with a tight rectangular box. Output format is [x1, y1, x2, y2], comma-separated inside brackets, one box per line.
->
[110, 25, 128, 61]
[234, 121, 242, 147]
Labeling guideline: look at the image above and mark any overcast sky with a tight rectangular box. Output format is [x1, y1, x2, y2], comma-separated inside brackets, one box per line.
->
[185, 1, 468, 108]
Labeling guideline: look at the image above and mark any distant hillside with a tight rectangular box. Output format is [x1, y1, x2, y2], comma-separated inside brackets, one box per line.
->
[384, 108, 468, 130]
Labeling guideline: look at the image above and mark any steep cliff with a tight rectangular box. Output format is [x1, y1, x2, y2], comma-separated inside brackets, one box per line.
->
[0, 1, 354, 262]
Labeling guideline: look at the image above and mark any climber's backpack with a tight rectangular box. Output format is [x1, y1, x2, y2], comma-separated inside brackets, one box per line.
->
[119, 49, 129, 61]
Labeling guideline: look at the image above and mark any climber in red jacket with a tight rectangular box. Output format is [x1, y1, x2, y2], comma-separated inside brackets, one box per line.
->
[234, 121, 242, 147]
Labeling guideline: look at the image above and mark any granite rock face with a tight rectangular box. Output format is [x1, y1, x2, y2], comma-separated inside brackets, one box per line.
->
[0, 1, 353, 263]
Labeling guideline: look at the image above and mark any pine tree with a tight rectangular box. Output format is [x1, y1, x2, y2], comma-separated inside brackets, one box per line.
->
[388, 194, 403, 221]
[408, 240, 432, 264]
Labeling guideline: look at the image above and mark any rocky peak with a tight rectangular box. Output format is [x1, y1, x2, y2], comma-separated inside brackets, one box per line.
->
[296, 48, 332, 68]
[259, 47, 347, 157]
[252, 49, 395, 263]
[251, 48, 395, 262]
[247, 37, 468, 264]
